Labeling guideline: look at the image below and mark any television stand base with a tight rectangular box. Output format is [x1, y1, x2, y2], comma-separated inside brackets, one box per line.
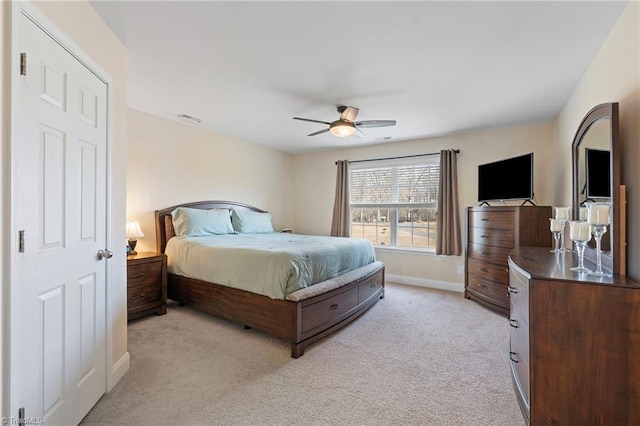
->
[478, 201, 491, 207]
[520, 199, 536, 206]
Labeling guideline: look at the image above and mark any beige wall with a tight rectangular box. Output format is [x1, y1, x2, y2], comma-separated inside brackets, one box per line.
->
[554, 2, 640, 280]
[1, 0, 129, 412]
[127, 109, 294, 253]
[292, 122, 556, 287]
[0, 1, 7, 415]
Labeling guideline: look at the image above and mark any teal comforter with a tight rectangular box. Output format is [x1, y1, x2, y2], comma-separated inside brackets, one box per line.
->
[165, 233, 376, 300]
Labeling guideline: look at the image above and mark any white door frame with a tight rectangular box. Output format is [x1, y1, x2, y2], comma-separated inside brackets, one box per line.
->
[3, 1, 115, 419]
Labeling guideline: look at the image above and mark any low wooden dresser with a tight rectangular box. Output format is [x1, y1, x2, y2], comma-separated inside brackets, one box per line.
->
[465, 206, 551, 314]
[508, 247, 640, 425]
[127, 251, 167, 320]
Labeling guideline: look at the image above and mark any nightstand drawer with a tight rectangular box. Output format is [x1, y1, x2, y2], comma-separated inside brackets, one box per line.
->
[127, 261, 162, 287]
[128, 282, 162, 311]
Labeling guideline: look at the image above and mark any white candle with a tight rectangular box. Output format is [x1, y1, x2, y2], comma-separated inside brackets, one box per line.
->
[588, 204, 611, 225]
[579, 207, 587, 221]
[549, 218, 564, 232]
[569, 221, 591, 242]
[554, 207, 570, 220]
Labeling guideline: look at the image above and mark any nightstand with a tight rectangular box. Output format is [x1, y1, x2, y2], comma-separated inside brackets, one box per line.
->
[126, 251, 167, 321]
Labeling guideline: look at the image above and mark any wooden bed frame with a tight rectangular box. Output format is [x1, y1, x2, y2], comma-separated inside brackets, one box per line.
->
[154, 200, 385, 358]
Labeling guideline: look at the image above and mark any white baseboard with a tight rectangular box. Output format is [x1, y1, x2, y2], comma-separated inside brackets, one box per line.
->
[385, 273, 464, 293]
[107, 351, 130, 392]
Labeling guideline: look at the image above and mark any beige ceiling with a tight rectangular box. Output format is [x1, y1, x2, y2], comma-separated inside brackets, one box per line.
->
[92, 1, 628, 154]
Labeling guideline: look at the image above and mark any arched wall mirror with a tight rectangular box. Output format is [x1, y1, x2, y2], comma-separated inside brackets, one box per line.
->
[571, 102, 624, 275]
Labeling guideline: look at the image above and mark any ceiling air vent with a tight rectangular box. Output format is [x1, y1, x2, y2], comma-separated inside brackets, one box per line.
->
[178, 114, 202, 126]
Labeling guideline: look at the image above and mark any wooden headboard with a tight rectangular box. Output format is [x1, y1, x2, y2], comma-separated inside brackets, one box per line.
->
[154, 200, 267, 253]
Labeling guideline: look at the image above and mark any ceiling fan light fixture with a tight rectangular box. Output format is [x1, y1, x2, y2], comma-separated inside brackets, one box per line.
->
[329, 120, 356, 137]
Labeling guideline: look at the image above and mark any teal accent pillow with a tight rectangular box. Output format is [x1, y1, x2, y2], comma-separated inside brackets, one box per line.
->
[171, 207, 235, 236]
[231, 209, 274, 234]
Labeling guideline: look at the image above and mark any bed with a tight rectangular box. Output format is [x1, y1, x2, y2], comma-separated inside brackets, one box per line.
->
[154, 200, 385, 358]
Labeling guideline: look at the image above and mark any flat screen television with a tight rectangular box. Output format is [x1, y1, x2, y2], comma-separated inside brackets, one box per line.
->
[585, 148, 611, 198]
[478, 153, 533, 203]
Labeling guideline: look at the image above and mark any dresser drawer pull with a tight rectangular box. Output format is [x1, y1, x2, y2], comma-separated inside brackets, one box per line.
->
[509, 351, 519, 363]
[480, 235, 488, 238]
[128, 272, 145, 279]
[508, 286, 519, 294]
[479, 284, 488, 289]
[478, 251, 489, 255]
[329, 304, 340, 310]
[130, 293, 145, 299]
[480, 218, 489, 221]
[370, 283, 377, 288]
[478, 267, 488, 273]
[508, 318, 519, 328]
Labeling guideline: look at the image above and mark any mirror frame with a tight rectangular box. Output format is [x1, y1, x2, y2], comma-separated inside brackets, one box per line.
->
[571, 102, 621, 275]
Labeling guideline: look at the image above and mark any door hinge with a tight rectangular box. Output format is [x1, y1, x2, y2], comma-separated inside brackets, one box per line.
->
[20, 52, 27, 76]
[18, 230, 25, 253]
[18, 407, 25, 424]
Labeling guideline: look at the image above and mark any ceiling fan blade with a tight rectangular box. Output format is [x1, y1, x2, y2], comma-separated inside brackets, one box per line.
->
[307, 128, 330, 137]
[355, 120, 396, 128]
[340, 106, 359, 122]
[293, 117, 331, 125]
[353, 128, 366, 139]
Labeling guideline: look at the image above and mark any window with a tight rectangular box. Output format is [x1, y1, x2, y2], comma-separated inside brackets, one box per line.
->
[350, 157, 440, 250]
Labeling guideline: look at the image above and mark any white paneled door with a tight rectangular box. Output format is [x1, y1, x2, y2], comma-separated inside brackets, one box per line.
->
[12, 11, 108, 425]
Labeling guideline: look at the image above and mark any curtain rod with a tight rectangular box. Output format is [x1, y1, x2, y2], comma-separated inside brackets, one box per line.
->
[335, 150, 460, 165]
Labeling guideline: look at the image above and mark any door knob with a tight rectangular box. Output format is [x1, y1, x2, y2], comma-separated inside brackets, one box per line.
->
[97, 249, 113, 260]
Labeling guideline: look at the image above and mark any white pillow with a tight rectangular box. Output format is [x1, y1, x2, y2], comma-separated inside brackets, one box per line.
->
[171, 207, 235, 236]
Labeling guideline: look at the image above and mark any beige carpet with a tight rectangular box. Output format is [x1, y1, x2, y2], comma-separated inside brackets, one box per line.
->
[81, 283, 525, 425]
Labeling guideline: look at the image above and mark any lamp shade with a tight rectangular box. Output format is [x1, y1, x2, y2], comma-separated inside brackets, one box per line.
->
[329, 120, 356, 137]
[126, 221, 145, 239]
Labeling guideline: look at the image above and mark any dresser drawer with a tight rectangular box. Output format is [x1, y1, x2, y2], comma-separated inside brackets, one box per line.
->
[468, 242, 511, 266]
[469, 226, 514, 248]
[127, 260, 163, 287]
[468, 257, 509, 284]
[468, 211, 514, 230]
[508, 259, 530, 322]
[301, 287, 359, 335]
[509, 310, 529, 363]
[358, 269, 384, 303]
[467, 274, 508, 303]
[510, 337, 530, 407]
[127, 281, 162, 311]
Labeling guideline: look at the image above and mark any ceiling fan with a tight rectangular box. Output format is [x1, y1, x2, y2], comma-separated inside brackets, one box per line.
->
[293, 106, 396, 138]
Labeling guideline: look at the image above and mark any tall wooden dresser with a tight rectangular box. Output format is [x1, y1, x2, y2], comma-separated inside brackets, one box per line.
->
[508, 247, 640, 425]
[465, 206, 551, 314]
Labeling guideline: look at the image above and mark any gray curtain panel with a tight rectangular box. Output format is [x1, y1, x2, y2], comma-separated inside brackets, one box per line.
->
[436, 150, 462, 255]
[331, 160, 350, 237]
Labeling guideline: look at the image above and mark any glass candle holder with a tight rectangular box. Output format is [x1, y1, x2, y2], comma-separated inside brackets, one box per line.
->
[549, 218, 564, 253]
[569, 221, 591, 273]
[585, 202, 612, 278]
[553, 207, 570, 251]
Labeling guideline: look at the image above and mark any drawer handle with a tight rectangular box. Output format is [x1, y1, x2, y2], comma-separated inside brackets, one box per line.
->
[481, 218, 489, 221]
[128, 272, 144, 279]
[370, 283, 377, 288]
[509, 351, 519, 363]
[508, 286, 519, 294]
[478, 267, 488, 273]
[329, 304, 340, 310]
[478, 251, 489, 255]
[508, 318, 519, 328]
[480, 235, 488, 238]
[479, 284, 488, 289]
[130, 293, 145, 299]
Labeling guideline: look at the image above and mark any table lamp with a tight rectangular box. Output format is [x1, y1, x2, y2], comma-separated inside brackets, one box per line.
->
[126, 220, 145, 255]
